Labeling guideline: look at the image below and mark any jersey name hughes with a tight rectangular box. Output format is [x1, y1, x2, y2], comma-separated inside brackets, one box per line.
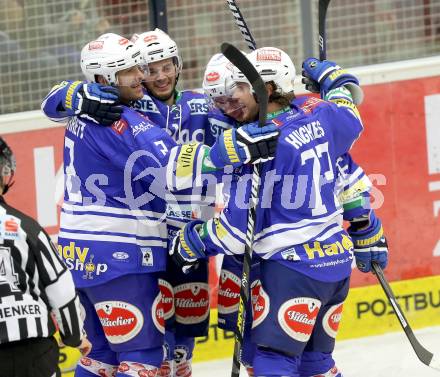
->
[284, 120, 325, 149]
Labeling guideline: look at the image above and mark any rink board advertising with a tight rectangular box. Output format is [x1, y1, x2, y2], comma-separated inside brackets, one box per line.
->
[0, 60, 439, 369]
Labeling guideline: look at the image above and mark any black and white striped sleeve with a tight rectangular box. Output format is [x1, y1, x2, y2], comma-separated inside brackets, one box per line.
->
[36, 230, 83, 347]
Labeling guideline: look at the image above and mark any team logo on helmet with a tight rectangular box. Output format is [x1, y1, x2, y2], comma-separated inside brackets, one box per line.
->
[205, 71, 220, 82]
[256, 49, 282, 62]
[322, 303, 344, 338]
[95, 301, 144, 344]
[277, 297, 321, 342]
[143, 35, 158, 43]
[89, 41, 104, 50]
[174, 282, 209, 325]
[118, 38, 129, 45]
[218, 269, 241, 315]
[251, 280, 270, 328]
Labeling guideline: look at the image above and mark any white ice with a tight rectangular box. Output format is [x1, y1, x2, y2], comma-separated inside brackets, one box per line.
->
[193, 326, 440, 376]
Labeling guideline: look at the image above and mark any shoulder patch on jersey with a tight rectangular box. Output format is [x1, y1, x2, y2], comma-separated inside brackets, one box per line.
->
[112, 119, 128, 135]
[300, 97, 325, 114]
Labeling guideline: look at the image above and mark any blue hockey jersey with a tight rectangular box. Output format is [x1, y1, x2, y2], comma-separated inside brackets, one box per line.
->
[202, 96, 364, 282]
[58, 106, 217, 287]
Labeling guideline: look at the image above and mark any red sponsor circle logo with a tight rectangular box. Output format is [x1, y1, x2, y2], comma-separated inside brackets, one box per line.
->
[256, 49, 282, 62]
[218, 269, 241, 315]
[119, 38, 129, 45]
[251, 280, 270, 328]
[174, 282, 210, 325]
[277, 297, 321, 342]
[112, 119, 128, 135]
[89, 41, 104, 50]
[80, 357, 92, 366]
[205, 71, 220, 82]
[144, 35, 158, 43]
[152, 290, 165, 334]
[95, 301, 144, 344]
[158, 278, 175, 320]
[5, 218, 18, 232]
[158, 360, 171, 377]
[322, 303, 344, 338]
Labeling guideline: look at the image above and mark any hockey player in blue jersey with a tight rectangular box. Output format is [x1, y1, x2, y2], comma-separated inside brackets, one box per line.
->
[41, 28, 234, 377]
[171, 47, 388, 377]
[202, 50, 385, 377]
[47, 33, 279, 377]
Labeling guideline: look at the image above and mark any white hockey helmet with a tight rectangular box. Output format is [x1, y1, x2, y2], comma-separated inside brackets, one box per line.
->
[202, 53, 235, 98]
[132, 28, 182, 71]
[80, 33, 142, 85]
[232, 47, 296, 94]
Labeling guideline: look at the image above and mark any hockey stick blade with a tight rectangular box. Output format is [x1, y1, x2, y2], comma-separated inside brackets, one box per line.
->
[221, 42, 268, 126]
[226, 0, 257, 50]
[319, 0, 331, 60]
[372, 263, 440, 371]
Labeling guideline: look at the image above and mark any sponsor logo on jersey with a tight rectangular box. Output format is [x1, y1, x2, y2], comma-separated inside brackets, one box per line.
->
[251, 280, 270, 328]
[187, 98, 209, 115]
[80, 357, 92, 366]
[256, 49, 282, 62]
[205, 71, 220, 82]
[218, 269, 241, 315]
[133, 98, 160, 114]
[112, 119, 128, 135]
[281, 246, 301, 261]
[95, 301, 144, 344]
[277, 297, 321, 342]
[174, 282, 210, 325]
[322, 303, 344, 338]
[112, 251, 129, 261]
[88, 41, 104, 50]
[158, 278, 175, 320]
[141, 248, 154, 266]
[58, 242, 108, 278]
[0, 215, 20, 240]
[132, 121, 154, 137]
[303, 234, 354, 260]
[152, 290, 165, 333]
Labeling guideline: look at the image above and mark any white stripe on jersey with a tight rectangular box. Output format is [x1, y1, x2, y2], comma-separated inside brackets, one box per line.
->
[38, 232, 65, 275]
[254, 210, 343, 242]
[254, 217, 343, 257]
[62, 203, 163, 219]
[40, 252, 58, 282]
[57, 231, 168, 248]
[45, 271, 76, 309]
[60, 211, 167, 239]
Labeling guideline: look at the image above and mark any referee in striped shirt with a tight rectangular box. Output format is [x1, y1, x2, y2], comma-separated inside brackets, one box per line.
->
[0, 137, 91, 377]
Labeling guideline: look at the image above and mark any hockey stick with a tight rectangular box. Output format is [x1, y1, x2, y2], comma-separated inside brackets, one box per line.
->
[226, 0, 257, 51]
[372, 262, 440, 371]
[319, 0, 331, 60]
[221, 42, 268, 377]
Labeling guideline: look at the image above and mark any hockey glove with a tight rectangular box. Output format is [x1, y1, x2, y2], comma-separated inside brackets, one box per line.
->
[170, 220, 207, 274]
[348, 211, 389, 273]
[63, 81, 123, 126]
[209, 123, 279, 168]
[301, 58, 364, 105]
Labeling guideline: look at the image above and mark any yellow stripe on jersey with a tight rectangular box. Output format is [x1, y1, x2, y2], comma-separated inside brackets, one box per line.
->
[331, 98, 361, 119]
[222, 129, 240, 164]
[64, 81, 82, 110]
[176, 143, 199, 178]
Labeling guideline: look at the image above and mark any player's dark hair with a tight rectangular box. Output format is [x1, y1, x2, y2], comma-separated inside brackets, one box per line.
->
[267, 81, 295, 107]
